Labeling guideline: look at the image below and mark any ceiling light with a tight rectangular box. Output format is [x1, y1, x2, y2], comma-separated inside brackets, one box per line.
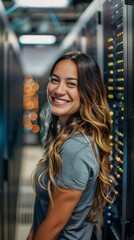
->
[19, 35, 56, 45]
[15, 0, 70, 8]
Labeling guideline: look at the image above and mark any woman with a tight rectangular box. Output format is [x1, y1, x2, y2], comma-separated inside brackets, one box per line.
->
[27, 51, 114, 240]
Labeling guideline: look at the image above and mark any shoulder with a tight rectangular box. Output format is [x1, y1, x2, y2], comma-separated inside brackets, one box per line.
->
[59, 134, 99, 168]
[59, 134, 90, 155]
[56, 134, 100, 190]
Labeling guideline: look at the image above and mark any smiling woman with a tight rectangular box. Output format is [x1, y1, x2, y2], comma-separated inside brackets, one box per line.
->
[26, 51, 115, 240]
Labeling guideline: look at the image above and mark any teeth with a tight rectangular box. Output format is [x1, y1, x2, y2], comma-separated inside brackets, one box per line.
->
[54, 98, 65, 103]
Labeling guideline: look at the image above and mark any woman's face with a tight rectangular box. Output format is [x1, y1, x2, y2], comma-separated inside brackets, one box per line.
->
[47, 59, 81, 126]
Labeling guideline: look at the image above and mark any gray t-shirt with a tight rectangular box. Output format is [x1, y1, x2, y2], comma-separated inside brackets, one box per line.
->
[33, 134, 100, 239]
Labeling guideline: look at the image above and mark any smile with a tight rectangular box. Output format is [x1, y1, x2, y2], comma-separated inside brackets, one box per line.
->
[52, 97, 70, 105]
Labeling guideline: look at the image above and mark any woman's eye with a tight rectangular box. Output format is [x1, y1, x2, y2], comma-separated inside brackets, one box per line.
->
[49, 77, 59, 84]
[67, 82, 77, 87]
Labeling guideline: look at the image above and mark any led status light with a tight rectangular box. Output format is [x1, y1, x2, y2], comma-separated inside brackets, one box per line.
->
[108, 37, 114, 42]
[117, 31, 123, 37]
[108, 62, 114, 67]
[117, 50, 123, 55]
[108, 45, 114, 50]
[108, 54, 114, 58]
[108, 86, 114, 91]
[108, 78, 114, 82]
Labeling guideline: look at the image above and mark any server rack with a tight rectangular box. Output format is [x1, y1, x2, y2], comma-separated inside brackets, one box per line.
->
[6, 33, 24, 240]
[0, 3, 8, 239]
[0, 1, 24, 239]
[103, 0, 134, 239]
[0, 15, 4, 240]
[123, 1, 134, 239]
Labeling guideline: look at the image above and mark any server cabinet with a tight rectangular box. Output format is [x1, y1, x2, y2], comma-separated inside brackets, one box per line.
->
[5, 32, 23, 240]
[0, 2, 8, 239]
[0, 16, 5, 240]
[6, 43, 22, 240]
[123, 1, 134, 239]
[86, 13, 98, 62]
[0, 1, 24, 239]
[103, 0, 134, 239]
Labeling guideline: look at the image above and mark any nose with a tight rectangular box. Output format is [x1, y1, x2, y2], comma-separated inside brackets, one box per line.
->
[54, 81, 66, 95]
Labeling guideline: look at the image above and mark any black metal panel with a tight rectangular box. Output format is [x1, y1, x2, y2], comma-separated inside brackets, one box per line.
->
[103, 0, 134, 239]
[0, 1, 24, 239]
[5, 33, 23, 240]
[103, 0, 124, 239]
[0, 15, 5, 240]
[123, 2, 134, 239]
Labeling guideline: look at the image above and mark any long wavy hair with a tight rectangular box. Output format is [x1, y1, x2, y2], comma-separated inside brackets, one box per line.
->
[33, 51, 115, 225]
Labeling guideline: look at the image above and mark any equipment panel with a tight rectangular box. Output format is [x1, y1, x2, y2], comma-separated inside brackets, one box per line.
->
[103, 0, 124, 239]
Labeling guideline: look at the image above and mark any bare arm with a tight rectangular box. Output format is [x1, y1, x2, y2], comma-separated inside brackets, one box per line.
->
[33, 187, 83, 240]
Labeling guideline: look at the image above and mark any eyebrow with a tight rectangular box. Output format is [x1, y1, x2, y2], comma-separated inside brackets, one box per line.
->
[52, 73, 78, 81]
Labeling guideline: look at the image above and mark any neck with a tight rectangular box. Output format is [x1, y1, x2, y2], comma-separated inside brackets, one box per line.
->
[58, 117, 68, 130]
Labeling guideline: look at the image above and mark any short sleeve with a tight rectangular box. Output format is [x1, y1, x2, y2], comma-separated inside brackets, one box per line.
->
[55, 137, 98, 190]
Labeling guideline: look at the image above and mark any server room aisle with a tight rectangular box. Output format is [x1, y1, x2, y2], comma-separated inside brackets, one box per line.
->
[14, 145, 43, 240]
